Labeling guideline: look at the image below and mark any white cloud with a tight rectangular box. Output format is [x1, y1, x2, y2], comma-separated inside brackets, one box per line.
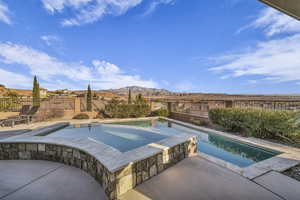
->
[240, 7, 300, 37]
[0, 1, 12, 24]
[41, 0, 175, 26]
[144, 0, 175, 16]
[248, 80, 258, 84]
[0, 68, 31, 88]
[174, 81, 195, 92]
[42, 0, 93, 13]
[92, 60, 157, 89]
[0, 42, 157, 90]
[211, 7, 300, 85]
[41, 35, 60, 46]
[210, 34, 300, 83]
[0, 42, 92, 81]
[42, 0, 143, 26]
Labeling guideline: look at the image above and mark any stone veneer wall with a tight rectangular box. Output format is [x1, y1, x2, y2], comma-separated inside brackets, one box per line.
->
[0, 138, 197, 200]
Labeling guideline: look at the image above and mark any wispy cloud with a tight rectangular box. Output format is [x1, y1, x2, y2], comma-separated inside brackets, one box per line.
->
[92, 60, 157, 89]
[174, 81, 195, 92]
[238, 7, 300, 37]
[0, 68, 31, 88]
[0, 42, 157, 90]
[144, 0, 175, 16]
[42, 0, 143, 26]
[41, 0, 176, 26]
[41, 35, 61, 46]
[211, 8, 300, 84]
[0, 1, 12, 25]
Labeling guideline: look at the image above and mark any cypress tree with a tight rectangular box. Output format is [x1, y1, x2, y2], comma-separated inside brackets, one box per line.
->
[87, 84, 92, 112]
[36, 82, 40, 106]
[128, 89, 132, 104]
[135, 93, 143, 104]
[32, 76, 40, 107]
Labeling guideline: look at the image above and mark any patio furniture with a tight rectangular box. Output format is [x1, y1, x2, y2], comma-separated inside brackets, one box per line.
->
[1, 105, 39, 128]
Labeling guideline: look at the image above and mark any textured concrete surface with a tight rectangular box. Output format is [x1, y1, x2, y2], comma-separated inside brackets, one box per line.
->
[120, 156, 283, 200]
[0, 160, 107, 200]
[254, 171, 300, 200]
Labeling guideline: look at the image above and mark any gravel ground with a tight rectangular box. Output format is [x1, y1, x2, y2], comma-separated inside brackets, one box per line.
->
[283, 165, 300, 182]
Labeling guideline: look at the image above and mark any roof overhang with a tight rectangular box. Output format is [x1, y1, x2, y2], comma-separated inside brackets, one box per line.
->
[259, 0, 300, 20]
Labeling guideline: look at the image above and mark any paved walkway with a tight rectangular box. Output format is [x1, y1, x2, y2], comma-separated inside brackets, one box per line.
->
[0, 160, 107, 200]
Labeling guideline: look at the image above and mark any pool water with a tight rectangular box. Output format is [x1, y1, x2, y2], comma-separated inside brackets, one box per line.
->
[108, 120, 281, 167]
[45, 120, 280, 167]
[44, 123, 169, 152]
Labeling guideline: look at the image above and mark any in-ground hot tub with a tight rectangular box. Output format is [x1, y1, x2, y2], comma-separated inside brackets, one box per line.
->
[0, 118, 197, 200]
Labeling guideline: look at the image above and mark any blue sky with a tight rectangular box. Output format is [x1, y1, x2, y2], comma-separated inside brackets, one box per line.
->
[0, 0, 300, 94]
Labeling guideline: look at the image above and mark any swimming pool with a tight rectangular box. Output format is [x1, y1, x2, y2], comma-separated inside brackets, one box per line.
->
[44, 119, 280, 167]
[108, 120, 281, 167]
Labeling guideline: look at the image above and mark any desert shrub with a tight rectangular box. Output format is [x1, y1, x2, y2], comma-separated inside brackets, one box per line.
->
[73, 113, 90, 120]
[104, 96, 151, 118]
[105, 104, 151, 118]
[209, 108, 299, 140]
[151, 108, 169, 117]
[190, 119, 207, 127]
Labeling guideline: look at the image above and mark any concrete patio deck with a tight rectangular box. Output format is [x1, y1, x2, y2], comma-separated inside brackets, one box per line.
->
[0, 160, 107, 200]
[2, 157, 299, 200]
[120, 155, 285, 200]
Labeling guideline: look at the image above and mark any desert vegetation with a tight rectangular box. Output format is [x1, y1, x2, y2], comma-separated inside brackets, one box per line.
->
[32, 76, 40, 107]
[104, 94, 151, 118]
[209, 108, 300, 144]
[73, 113, 90, 120]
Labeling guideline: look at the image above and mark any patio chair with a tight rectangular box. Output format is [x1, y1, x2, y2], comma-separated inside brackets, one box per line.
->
[20, 105, 32, 116]
[6, 105, 31, 119]
[2, 106, 39, 127]
[0, 119, 5, 127]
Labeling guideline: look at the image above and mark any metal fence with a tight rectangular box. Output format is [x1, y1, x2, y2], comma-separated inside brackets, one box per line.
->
[168, 100, 300, 120]
[0, 97, 32, 112]
[0, 97, 105, 113]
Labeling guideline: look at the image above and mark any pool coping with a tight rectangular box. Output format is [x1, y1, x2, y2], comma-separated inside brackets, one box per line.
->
[160, 117, 300, 180]
[1, 118, 197, 173]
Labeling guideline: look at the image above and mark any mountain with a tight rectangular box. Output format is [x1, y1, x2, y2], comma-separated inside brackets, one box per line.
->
[104, 86, 173, 96]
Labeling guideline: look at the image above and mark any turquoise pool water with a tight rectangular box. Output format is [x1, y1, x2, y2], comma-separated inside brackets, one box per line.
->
[109, 120, 281, 167]
[45, 120, 280, 167]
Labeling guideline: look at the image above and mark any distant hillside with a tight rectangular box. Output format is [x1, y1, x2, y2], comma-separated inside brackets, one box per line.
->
[104, 86, 173, 96]
[0, 84, 8, 96]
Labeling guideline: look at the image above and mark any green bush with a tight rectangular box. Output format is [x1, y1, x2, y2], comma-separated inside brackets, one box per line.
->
[190, 119, 207, 127]
[105, 104, 151, 118]
[73, 113, 90, 120]
[209, 108, 299, 140]
[104, 96, 151, 118]
[151, 108, 169, 117]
